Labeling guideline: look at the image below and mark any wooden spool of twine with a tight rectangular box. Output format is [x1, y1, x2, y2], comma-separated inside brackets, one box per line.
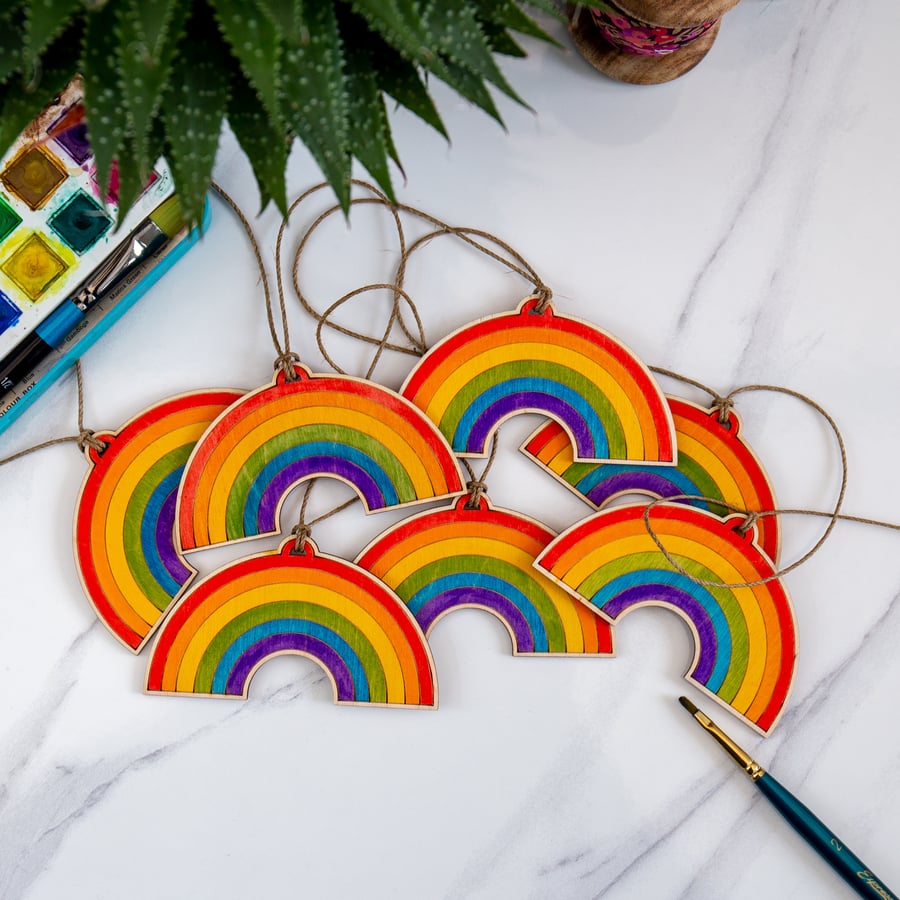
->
[568, 0, 742, 85]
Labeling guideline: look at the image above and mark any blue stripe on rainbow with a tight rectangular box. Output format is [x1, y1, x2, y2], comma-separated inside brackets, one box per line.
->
[409, 572, 549, 652]
[401, 298, 676, 463]
[356, 496, 614, 658]
[142, 467, 191, 596]
[212, 618, 369, 700]
[244, 442, 401, 534]
[594, 571, 732, 692]
[536, 503, 796, 734]
[455, 377, 609, 460]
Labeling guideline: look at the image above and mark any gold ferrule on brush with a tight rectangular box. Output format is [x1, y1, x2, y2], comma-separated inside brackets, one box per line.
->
[678, 697, 765, 781]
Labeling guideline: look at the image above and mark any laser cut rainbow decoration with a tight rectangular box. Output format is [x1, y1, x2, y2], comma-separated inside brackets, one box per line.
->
[356, 495, 613, 656]
[400, 297, 677, 462]
[522, 397, 781, 563]
[145, 539, 437, 706]
[74, 389, 244, 653]
[177, 366, 465, 551]
[536, 504, 796, 734]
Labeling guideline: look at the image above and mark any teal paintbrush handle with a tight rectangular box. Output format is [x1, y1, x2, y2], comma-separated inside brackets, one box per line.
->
[756, 773, 897, 899]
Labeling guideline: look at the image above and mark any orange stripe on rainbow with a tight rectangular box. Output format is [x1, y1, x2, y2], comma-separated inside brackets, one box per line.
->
[357, 496, 612, 656]
[73, 390, 243, 652]
[146, 540, 437, 707]
[536, 504, 796, 734]
[400, 298, 676, 463]
[522, 398, 780, 563]
[177, 367, 464, 551]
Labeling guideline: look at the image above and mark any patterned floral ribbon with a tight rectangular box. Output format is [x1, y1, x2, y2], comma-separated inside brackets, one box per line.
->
[589, 1, 718, 56]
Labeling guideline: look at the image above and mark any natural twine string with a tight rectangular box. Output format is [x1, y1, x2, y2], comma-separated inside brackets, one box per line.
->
[0, 360, 105, 469]
[273, 182, 900, 586]
[290, 480, 359, 554]
[461, 433, 500, 509]
[4, 181, 899, 590]
[641, 369, 900, 588]
[284, 181, 553, 377]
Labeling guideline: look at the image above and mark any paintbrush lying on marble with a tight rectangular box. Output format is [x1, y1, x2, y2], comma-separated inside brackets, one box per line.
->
[678, 696, 897, 899]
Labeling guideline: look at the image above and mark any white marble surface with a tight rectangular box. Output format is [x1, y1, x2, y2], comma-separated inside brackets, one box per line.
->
[2, 2, 900, 897]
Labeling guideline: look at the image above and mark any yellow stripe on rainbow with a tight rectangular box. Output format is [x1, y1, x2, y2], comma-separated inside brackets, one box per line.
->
[536, 503, 796, 734]
[177, 367, 464, 551]
[400, 298, 676, 463]
[356, 496, 613, 657]
[146, 540, 437, 707]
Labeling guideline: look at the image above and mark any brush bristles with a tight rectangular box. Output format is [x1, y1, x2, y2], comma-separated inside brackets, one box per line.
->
[678, 695, 700, 715]
[148, 195, 185, 239]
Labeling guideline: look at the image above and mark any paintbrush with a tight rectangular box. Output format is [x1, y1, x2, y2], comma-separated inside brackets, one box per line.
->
[0, 195, 185, 396]
[678, 696, 897, 899]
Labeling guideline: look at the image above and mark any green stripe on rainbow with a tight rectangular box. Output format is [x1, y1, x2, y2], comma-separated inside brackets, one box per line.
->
[356, 495, 613, 657]
[536, 503, 796, 734]
[522, 397, 781, 563]
[145, 539, 437, 707]
[73, 390, 244, 653]
[400, 297, 677, 462]
[177, 366, 464, 551]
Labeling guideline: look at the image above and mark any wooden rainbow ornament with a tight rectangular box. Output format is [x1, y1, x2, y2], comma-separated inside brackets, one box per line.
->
[522, 397, 781, 563]
[177, 365, 465, 551]
[145, 537, 438, 707]
[73, 389, 244, 652]
[536, 504, 797, 734]
[400, 296, 677, 464]
[356, 494, 613, 657]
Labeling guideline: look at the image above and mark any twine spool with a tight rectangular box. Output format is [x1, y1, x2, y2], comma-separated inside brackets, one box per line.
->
[568, 0, 741, 85]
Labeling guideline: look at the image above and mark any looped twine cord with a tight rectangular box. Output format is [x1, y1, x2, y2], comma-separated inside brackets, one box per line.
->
[462, 433, 500, 509]
[641, 493, 900, 589]
[735, 509, 759, 537]
[282, 181, 553, 380]
[640, 367, 870, 588]
[290, 480, 360, 554]
[532, 284, 554, 313]
[77, 429, 105, 454]
[210, 180, 293, 376]
[273, 350, 301, 381]
[711, 394, 734, 425]
[0, 360, 106, 468]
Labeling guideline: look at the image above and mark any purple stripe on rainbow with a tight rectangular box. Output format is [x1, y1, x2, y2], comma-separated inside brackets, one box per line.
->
[256, 456, 385, 529]
[224, 633, 355, 700]
[469, 392, 594, 458]
[417, 586, 535, 652]
[586, 471, 679, 506]
[605, 583, 717, 684]
[157, 488, 191, 584]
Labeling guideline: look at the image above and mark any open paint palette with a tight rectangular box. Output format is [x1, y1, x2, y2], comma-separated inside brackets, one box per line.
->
[0, 79, 205, 436]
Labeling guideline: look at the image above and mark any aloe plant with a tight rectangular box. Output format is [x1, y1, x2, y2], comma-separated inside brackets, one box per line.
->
[0, 1, 559, 227]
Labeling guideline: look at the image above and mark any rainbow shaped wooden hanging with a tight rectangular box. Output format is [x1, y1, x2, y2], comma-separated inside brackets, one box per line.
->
[522, 397, 781, 563]
[145, 538, 437, 707]
[400, 297, 677, 462]
[177, 366, 465, 551]
[536, 504, 796, 734]
[73, 389, 244, 652]
[356, 495, 613, 656]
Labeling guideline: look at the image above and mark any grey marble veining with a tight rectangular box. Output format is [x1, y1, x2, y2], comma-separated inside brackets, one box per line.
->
[1, 1, 899, 897]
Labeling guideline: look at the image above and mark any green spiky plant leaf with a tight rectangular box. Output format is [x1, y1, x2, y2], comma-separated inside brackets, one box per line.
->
[0, 0, 561, 227]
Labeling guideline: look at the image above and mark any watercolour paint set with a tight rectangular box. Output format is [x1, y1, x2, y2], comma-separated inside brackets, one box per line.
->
[0, 78, 205, 437]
